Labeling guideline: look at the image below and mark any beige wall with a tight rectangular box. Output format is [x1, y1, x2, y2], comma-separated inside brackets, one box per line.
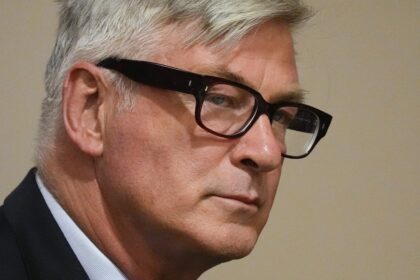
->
[1, 1, 419, 279]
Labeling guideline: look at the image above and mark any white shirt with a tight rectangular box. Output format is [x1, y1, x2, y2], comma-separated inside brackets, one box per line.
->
[36, 173, 127, 280]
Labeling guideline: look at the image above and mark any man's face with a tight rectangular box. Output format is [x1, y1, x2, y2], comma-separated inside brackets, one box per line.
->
[97, 20, 299, 262]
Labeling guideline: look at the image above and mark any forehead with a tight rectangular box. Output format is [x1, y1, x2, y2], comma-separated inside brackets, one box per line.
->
[152, 20, 300, 102]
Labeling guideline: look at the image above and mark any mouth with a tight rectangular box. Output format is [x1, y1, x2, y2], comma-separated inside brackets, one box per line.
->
[213, 194, 260, 209]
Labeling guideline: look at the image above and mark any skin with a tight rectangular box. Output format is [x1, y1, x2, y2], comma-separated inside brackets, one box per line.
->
[42, 20, 299, 279]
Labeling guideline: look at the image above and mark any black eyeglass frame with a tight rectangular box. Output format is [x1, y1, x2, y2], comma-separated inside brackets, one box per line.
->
[97, 57, 332, 159]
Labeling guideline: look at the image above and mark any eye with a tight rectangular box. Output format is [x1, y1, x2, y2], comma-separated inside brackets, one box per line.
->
[205, 93, 235, 107]
[202, 83, 254, 111]
[272, 108, 294, 126]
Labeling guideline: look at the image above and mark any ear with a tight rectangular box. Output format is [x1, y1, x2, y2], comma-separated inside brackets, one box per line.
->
[62, 61, 107, 157]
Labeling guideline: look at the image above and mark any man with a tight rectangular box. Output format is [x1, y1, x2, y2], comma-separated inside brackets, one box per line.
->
[0, 0, 332, 279]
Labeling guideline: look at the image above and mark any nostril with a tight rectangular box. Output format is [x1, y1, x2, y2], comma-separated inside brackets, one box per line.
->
[241, 158, 259, 169]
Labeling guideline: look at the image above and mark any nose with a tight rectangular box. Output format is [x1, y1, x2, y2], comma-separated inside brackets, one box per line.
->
[230, 115, 284, 172]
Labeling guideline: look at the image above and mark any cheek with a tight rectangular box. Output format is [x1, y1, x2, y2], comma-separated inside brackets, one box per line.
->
[99, 97, 218, 212]
[97, 121, 193, 233]
[259, 169, 282, 222]
[104, 92, 195, 164]
[268, 168, 281, 201]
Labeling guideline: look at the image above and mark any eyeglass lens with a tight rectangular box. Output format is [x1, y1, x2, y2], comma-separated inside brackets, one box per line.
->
[200, 83, 256, 135]
[199, 82, 320, 157]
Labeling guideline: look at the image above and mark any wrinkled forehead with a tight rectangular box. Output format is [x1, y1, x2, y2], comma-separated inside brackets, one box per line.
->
[151, 20, 300, 103]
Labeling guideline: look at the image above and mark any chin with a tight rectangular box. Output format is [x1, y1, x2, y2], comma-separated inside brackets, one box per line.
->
[214, 246, 255, 264]
[196, 224, 261, 264]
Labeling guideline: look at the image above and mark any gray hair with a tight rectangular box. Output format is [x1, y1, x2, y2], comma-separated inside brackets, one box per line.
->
[36, 0, 311, 167]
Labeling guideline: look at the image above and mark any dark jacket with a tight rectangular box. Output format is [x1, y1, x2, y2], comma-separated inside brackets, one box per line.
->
[0, 169, 89, 280]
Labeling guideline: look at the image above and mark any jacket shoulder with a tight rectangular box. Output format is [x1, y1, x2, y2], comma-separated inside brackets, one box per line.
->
[0, 206, 28, 279]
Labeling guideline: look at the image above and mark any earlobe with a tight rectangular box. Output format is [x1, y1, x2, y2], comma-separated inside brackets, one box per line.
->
[62, 62, 106, 157]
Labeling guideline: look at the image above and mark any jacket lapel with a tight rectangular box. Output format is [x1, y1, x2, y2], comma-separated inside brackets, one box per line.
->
[3, 169, 89, 280]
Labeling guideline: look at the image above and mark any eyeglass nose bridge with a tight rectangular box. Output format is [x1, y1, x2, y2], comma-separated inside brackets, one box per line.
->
[251, 96, 278, 124]
[229, 97, 272, 137]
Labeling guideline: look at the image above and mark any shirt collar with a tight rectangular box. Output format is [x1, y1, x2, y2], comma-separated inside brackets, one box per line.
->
[36, 173, 127, 280]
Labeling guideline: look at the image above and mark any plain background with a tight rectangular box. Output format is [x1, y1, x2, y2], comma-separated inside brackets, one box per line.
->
[0, 1, 419, 279]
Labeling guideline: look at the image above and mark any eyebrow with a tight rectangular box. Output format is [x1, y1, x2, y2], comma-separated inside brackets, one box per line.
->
[274, 88, 307, 103]
[203, 65, 307, 104]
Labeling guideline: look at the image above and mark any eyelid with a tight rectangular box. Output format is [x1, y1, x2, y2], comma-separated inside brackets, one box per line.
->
[201, 65, 255, 89]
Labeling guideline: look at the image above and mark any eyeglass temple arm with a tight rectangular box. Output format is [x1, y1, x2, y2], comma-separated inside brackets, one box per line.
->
[98, 58, 203, 96]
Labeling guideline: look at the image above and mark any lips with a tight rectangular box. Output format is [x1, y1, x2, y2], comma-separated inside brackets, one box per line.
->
[214, 193, 260, 208]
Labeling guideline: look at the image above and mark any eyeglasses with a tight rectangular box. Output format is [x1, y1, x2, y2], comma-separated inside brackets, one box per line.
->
[97, 57, 332, 159]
